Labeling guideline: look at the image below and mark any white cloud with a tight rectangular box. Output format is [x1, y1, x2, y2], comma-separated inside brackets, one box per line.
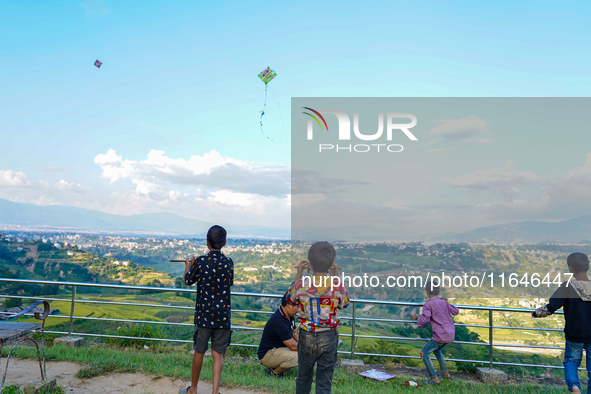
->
[434, 152, 591, 224]
[94, 149, 134, 183]
[54, 180, 89, 193]
[168, 190, 181, 201]
[132, 179, 159, 196]
[89, 149, 292, 227]
[0, 170, 30, 187]
[94, 149, 289, 197]
[567, 152, 591, 178]
[429, 116, 488, 141]
[292, 193, 327, 209]
[210, 190, 256, 208]
[441, 159, 538, 197]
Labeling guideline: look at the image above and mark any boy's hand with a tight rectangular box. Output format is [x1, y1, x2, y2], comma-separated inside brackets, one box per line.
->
[410, 312, 419, 320]
[294, 260, 310, 280]
[329, 262, 341, 276]
[185, 256, 195, 268]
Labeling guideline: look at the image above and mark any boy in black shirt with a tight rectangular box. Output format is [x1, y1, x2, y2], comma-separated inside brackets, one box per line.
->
[180, 225, 234, 394]
[533, 252, 591, 393]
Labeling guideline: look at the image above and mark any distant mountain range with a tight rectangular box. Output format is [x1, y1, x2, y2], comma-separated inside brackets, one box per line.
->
[2, 198, 590, 243]
[0, 199, 290, 239]
[429, 215, 591, 244]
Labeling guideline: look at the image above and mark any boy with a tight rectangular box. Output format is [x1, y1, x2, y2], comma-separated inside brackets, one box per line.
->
[180, 225, 234, 394]
[533, 252, 591, 394]
[288, 241, 349, 394]
[411, 281, 459, 385]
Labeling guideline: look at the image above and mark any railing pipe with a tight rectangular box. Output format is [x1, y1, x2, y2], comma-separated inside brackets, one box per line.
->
[350, 302, 356, 359]
[68, 285, 76, 338]
[489, 309, 493, 370]
[0, 277, 578, 371]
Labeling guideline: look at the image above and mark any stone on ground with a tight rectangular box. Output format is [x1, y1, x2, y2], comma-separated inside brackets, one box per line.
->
[475, 367, 508, 383]
[54, 336, 84, 347]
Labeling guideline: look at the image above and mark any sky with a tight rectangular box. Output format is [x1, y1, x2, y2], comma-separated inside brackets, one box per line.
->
[1, 1, 590, 235]
[291, 98, 591, 240]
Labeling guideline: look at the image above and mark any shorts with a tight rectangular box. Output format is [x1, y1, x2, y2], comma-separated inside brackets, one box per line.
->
[193, 326, 232, 354]
[260, 347, 298, 369]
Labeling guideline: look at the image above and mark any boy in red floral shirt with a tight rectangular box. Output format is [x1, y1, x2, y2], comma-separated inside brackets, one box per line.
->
[288, 241, 349, 394]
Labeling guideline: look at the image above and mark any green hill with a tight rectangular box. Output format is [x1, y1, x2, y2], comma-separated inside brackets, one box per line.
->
[0, 239, 175, 292]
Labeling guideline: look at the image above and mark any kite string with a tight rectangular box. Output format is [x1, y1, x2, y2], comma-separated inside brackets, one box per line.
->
[259, 84, 273, 141]
[270, 84, 291, 152]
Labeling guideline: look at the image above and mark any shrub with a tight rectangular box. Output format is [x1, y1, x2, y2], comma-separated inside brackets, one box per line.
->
[4, 297, 23, 308]
[226, 345, 257, 358]
[106, 323, 166, 348]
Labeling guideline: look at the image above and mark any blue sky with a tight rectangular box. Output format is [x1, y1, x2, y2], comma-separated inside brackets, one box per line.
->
[1, 1, 590, 232]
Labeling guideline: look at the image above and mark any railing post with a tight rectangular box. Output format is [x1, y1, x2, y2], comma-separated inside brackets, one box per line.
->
[488, 309, 493, 370]
[350, 302, 356, 360]
[68, 285, 77, 338]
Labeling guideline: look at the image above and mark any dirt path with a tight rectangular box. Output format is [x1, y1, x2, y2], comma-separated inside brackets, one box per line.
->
[25, 245, 38, 262]
[3, 358, 265, 394]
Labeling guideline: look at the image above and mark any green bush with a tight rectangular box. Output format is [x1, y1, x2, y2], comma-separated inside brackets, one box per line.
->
[2, 384, 65, 394]
[226, 345, 257, 358]
[106, 323, 166, 348]
[456, 361, 485, 373]
[4, 297, 23, 308]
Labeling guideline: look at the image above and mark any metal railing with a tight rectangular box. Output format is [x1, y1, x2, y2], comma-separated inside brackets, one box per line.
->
[0, 278, 576, 371]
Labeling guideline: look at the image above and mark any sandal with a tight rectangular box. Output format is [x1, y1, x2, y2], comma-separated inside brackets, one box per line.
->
[179, 386, 190, 394]
[423, 378, 439, 385]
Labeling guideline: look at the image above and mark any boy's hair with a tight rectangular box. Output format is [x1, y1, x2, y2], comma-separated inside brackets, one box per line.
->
[308, 241, 336, 273]
[567, 252, 589, 273]
[425, 281, 440, 296]
[207, 225, 227, 250]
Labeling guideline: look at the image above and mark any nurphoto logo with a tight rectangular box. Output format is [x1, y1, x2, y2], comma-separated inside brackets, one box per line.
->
[302, 107, 418, 153]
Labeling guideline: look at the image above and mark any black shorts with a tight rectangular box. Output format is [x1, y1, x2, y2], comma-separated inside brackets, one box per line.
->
[193, 326, 232, 354]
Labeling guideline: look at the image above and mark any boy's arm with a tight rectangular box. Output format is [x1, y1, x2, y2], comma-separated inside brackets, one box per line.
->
[533, 283, 566, 318]
[287, 281, 299, 305]
[416, 304, 432, 328]
[230, 259, 234, 286]
[294, 260, 310, 282]
[337, 289, 350, 309]
[449, 303, 459, 316]
[183, 257, 197, 286]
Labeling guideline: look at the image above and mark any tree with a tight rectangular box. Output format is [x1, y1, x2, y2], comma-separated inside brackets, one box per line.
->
[4, 297, 22, 308]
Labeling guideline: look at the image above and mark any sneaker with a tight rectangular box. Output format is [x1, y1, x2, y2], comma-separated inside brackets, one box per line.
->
[264, 366, 274, 377]
[264, 366, 284, 378]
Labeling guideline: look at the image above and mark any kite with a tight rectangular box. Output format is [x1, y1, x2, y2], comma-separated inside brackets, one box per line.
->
[258, 67, 277, 140]
[358, 369, 396, 382]
[94, 60, 102, 68]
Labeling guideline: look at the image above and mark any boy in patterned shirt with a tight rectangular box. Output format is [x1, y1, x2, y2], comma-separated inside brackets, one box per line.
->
[180, 225, 234, 394]
[288, 241, 349, 394]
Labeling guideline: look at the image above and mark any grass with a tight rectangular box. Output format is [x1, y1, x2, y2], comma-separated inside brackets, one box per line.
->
[1, 343, 570, 394]
[3, 385, 64, 394]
